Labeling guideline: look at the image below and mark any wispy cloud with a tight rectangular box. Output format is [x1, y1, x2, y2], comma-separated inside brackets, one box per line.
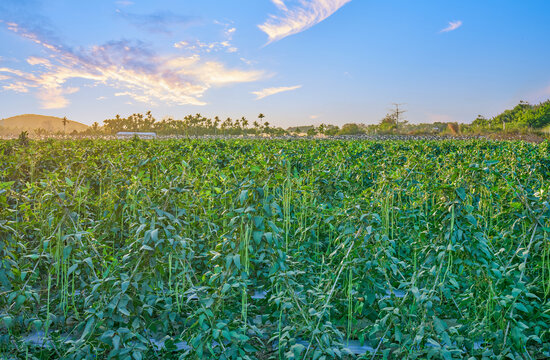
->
[173, 41, 189, 49]
[252, 85, 301, 100]
[173, 22, 238, 54]
[240, 57, 254, 65]
[259, 0, 351, 44]
[116, 9, 196, 34]
[0, 22, 265, 108]
[440, 20, 462, 33]
[272, 0, 289, 12]
[174, 39, 237, 53]
[225, 27, 236, 38]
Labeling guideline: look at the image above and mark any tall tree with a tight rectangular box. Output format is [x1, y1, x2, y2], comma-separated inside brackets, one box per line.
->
[390, 103, 407, 131]
[241, 116, 249, 133]
[213, 116, 221, 135]
[62, 116, 68, 134]
[258, 114, 266, 135]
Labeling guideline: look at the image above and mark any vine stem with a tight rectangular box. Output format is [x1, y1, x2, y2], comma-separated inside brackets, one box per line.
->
[503, 223, 538, 349]
[302, 226, 362, 360]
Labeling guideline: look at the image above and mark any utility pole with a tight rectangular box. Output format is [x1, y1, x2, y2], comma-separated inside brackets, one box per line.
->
[391, 103, 407, 130]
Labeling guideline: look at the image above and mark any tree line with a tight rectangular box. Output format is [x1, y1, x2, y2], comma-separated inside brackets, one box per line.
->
[85, 112, 288, 136]
[3, 100, 549, 138]
[53, 99, 550, 137]
[85, 112, 376, 136]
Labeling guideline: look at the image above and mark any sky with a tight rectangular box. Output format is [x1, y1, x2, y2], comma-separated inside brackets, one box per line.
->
[1, 0, 550, 128]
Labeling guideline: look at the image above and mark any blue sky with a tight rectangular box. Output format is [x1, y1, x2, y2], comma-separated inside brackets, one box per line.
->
[1, 0, 550, 127]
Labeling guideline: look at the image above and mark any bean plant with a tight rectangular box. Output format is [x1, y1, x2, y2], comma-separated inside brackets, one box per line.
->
[0, 138, 549, 359]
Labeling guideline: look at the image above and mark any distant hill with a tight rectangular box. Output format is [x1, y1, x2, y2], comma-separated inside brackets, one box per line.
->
[0, 114, 88, 134]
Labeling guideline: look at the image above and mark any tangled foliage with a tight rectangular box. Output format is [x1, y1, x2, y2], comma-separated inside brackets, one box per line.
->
[0, 139, 549, 359]
[471, 100, 550, 131]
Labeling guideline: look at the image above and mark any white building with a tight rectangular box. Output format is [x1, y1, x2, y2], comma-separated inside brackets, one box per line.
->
[116, 132, 157, 139]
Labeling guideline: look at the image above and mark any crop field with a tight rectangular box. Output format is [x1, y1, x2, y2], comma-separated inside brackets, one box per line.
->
[1, 138, 550, 359]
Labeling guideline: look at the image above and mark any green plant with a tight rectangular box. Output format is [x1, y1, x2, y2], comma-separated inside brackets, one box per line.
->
[0, 138, 549, 359]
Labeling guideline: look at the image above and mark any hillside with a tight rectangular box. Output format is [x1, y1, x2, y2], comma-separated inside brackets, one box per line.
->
[0, 114, 88, 134]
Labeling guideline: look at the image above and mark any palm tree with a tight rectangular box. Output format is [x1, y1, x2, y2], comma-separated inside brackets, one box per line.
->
[222, 118, 232, 135]
[205, 118, 213, 134]
[257, 114, 265, 135]
[253, 121, 260, 135]
[213, 116, 220, 135]
[144, 111, 155, 130]
[62, 116, 68, 134]
[240, 117, 248, 134]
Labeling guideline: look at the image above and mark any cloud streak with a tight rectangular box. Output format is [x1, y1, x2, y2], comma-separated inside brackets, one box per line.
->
[440, 20, 462, 33]
[259, 0, 351, 44]
[0, 22, 265, 108]
[174, 39, 238, 53]
[252, 85, 301, 100]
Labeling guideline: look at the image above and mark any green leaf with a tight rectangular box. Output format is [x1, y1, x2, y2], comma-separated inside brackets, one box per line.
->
[442, 349, 453, 360]
[140, 245, 154, 252]
[15, 294, 25, 308]
[67, 263, 78, 276]
[112, 335, 121, 349]
[121, 281, 130, 293]
[291, 343, 305, 357]
[239, 190, 248, 205]
[514, 303, 529, 313]
[118, 306, 130, 316]
[465, 214, 477, 226]
[433, 317, 447, 334]
[233, 254, 241, 269]
[1, 316, 13, 329]
[83, 257, 94, 270]
[151, 229, 159, 242]
[81, 317, 95, 339]
[203, 297, 214, 308]
[456, 187, 466, 200]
